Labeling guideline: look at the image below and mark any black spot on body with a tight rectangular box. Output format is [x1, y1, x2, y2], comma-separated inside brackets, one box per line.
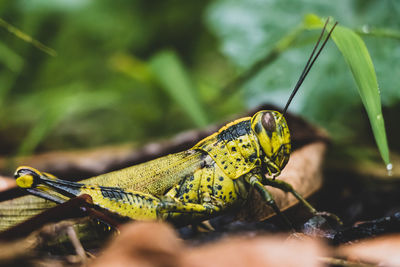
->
[249, 153, 258, 162]
[207, 177, 211, 182]
[232, 147, 237, 152]
[219, 176, 224, 181]
[217, 185, 222, 190]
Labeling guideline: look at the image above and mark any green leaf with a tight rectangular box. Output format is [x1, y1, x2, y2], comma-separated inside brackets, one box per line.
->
[0, 17, 57, 57]
[308, 15, 391, 169]
[150, 50, 208, 127]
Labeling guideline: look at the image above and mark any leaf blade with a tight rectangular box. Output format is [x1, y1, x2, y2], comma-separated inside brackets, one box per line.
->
[150, 50, 208, 127]
[306, 14, 391, 168]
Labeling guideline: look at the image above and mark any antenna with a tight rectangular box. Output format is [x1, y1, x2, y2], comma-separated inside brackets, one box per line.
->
[282, 19, 338, 115]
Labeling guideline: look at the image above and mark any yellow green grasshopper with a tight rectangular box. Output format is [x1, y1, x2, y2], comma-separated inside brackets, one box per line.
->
[12, 20, 340, 229]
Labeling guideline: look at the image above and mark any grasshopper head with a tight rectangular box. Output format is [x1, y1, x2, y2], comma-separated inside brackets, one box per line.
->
[251, 110, 291, 177]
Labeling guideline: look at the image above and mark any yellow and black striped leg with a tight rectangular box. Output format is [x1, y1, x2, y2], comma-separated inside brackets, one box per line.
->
[157, 199, 220, 219]
[249, 176, 294, 231]
[14, 166, 161, 221]
[264, 178, 342, 225]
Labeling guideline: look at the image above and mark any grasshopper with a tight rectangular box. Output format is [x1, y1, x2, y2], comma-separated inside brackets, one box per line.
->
[12, 20, 340, 229]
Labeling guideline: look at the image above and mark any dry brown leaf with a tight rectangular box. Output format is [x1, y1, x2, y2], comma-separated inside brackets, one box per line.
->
[337, 234, 400, 266]
[185, 234, 326, 267]
[90, 222, 182, 267]
[90, 221, 327, 267]
[182, 236, 326, 267]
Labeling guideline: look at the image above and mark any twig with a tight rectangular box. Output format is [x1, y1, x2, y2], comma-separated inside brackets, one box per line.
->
[67, 226, 87, 263]
[319, 256, 377, 267]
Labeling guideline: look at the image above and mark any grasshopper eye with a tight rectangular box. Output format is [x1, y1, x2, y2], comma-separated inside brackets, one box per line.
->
[261, 112, 276, 133]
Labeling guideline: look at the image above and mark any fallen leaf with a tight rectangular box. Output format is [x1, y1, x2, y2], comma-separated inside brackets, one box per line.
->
[91, 221, 327, 267]
[90, 222, 182, 267]
[337, 234, 400, 266]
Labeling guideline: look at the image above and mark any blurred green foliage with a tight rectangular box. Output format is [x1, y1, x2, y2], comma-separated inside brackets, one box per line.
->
[0, 0, 236, 155]
[0, 0, 398, 165]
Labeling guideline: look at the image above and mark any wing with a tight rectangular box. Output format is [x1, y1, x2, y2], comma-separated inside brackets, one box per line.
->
[0, 195, 56, 231]
[83, 150, 205, 196]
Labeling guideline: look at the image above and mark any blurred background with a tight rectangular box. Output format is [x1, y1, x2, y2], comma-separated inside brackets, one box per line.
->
[0, 0, 399, 170]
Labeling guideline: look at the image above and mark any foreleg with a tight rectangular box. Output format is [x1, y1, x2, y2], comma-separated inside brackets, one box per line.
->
[249, 176, 294, 230]
[264, 178, 342, 224]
